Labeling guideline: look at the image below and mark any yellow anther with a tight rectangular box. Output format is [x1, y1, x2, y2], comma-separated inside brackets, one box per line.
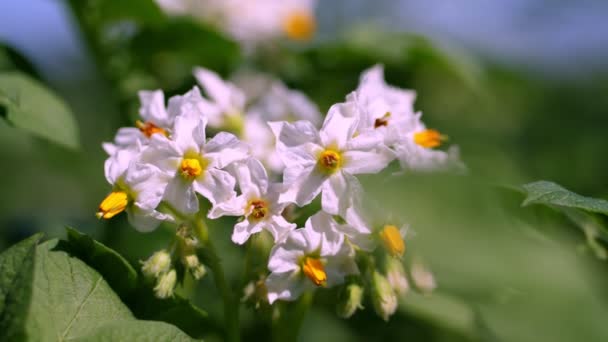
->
[302, 257, 327, 286]
[317, 149, 342, 174]
[136, 120, 167, 138]
[379, 225, 405, 257]
[96, 191, 128, 219]
[283, 10, 316, 41]
[413, 129, 447, 148]
[248, 199, 268, 221]
[180, 158, 203, 179]
[374, 112, 391, 129]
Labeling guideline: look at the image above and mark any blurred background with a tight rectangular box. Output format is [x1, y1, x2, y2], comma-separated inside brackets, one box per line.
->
[1, 1, 607, 341]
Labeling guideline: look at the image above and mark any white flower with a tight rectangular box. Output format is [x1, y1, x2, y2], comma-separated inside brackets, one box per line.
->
[270, 101, 394, 215]
[244, 80, 322, 173]
[265, 212, 358, 304]
[193, 67, 245, 129]
[393, 113, 465, 171]
[155, 0, 317, 48]
[351, 65, 464, 172]
[209, 158, 296, 244]
[97, 147, 172, 232]
[141, 111, 249, 215]
[348, 64, 417, 146]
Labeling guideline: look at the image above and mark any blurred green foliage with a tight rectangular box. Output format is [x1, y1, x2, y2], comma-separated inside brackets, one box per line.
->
[0, 0, 607, 341]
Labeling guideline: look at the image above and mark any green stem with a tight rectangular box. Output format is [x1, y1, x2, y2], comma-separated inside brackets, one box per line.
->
[193, 219, 240, 342]
[272, 291, 314, 342]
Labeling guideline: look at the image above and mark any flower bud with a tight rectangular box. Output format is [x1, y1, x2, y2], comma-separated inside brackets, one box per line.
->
[154, 269, 177, 299]
[370, 271, 397, 321]
[386, 258, 409, 295]
[336, 283, 364, 318]
[411, 261, 436, 294]
[141, 250, 172, 278]
[183, 254, 206, 280]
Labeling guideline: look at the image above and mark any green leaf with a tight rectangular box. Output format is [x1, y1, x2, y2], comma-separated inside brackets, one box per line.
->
[0, 71, 80, 149]
[59, 227, 138, 300]
[0, 238, 197, 341]
[0, 234, 42, 336]
[522, 181, 608, 216]
[58, 228, 213, 338]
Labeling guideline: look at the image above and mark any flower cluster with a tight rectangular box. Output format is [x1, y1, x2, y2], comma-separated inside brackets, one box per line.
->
[98, 65, 457, 319]
[155, 0, 317, 48]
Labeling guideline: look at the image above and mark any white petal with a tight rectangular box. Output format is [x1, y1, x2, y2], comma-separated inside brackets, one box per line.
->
[104, 148, 138, 184]
[279, 167, 326, 207]
[208, 194, 247, 219]
[319, 102, 359, 149]
[126, 164, 168, 210]
[172, 111, 204, 153]
[342, 147, 395, 175]
[194, 67, 245, 113]
[114, 127, 144, 148]
[204, 132, 250, 169]
[266, 271, 304, 304]
[140, 135, 182, 175]
[268, 243, 302, 273]
[234, 158, 268, 196]
[306, 212, 344, 254]
[163, 177, 199, 214]
[231, 220, 263, 245]
[127, 206, 163, 232]
[267, 215, 297, 243]
[268, 120, 320, 149]
[194, 169, 236, 205]
[138, 90, 169, 125]
[321, 172, 348, 215]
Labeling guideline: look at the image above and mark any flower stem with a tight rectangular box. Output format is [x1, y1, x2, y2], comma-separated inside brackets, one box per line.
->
[272, 291, 314, 342]
[194, 218, 240, 342]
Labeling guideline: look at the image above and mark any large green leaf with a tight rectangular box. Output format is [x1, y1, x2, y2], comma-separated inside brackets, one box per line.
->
[58, 228, 213, 338]
[522, 181, 608, 216]
[0, 237, 196, 341]
[0, 71, 80, 149]
[59, 227, 138, 300]
[0, 233, 42, 324]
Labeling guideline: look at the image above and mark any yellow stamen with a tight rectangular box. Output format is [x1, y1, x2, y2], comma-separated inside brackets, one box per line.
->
[248, 199, 268, 221]
[317, 149, 342, 174]
[374, 112, 391, 129]
[379, 225, 405, 257]
[302, 257, 327, 286]
[283, 10, 316, 41]
[180, 158, 203, 179]
[136, 120, 167, 138]
[96, 191, 128, 219]
[413, 129, 447, 148]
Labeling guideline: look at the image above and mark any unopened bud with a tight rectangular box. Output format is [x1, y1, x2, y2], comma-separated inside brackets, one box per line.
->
[371, 271, 397, 321]
[336, 283, 364, 318]
[182, 254, 206, 280]
[411, 261, 436, 294]
[141, 250, 171, 278]
[154, 269, 177, 299]
[386, 258, 409, 295]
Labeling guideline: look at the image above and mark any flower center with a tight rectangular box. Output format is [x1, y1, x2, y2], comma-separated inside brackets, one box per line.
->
[136, 120, 167, 138]
[379, 225, 405, 257]
[283, 10, 315, 41]
[248, 199, 268, 221]
[374, 112, 391, 128]
[302, 257, 327, 286]
[317, 149, 342, 174]
[180, 158, 203, 179]
[96, 191, 129, 219]
[413, 129, 446, 148]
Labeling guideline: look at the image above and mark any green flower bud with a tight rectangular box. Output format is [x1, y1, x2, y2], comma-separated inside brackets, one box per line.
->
[336, 283, 364, 318]
[141, 250, 171, 278]
[386, 258, 409, 295]
[371, 271, 397, 321]
[154, 269, 177, 299]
